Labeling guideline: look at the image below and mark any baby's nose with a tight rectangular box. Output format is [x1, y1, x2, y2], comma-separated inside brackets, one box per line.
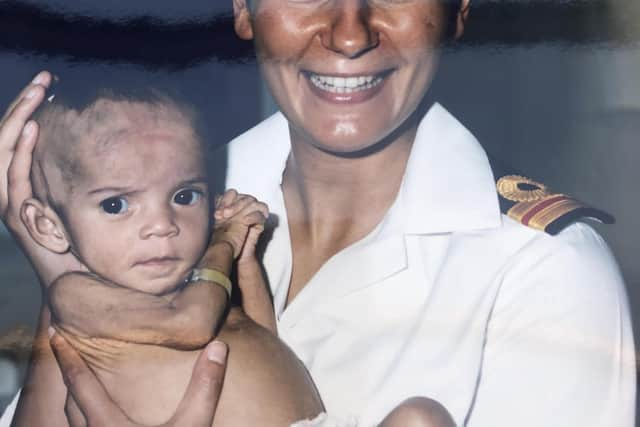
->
[140, 206, 179, 239]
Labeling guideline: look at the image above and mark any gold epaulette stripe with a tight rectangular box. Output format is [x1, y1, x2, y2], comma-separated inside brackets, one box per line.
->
[507, 195, 565, 224]
[496, 175, 614, 234]
[526, 198, 583, 231]
[508, 195, 583, 232]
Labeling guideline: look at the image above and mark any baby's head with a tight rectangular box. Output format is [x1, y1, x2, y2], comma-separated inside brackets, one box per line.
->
[22, 87, 212, 295]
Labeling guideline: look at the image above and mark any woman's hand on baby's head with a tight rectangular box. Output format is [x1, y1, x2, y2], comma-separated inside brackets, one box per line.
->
[212, 189, 269, 259]
[0, 71, 85, 288]
[0, 71, 51, 226]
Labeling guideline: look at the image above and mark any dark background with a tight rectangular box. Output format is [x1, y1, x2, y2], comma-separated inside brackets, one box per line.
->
[1, 0, 638, 419]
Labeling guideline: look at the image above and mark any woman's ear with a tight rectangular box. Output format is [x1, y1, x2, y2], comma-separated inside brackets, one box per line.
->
[21, 198, 70, 254]
[233, 0, 254, 40]
[455, 0, 471, 40]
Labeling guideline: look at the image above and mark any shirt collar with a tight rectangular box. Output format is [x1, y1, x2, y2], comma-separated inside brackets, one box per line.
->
[228, 103, 502, 235]
[400, 103, 502, 234]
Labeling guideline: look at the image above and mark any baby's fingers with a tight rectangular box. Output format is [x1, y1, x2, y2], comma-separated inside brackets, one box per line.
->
[221, 198, 269, 226]
[215, 193, 262, 220]
[240, 209, 268, 228]
[214, 189, 238, 211]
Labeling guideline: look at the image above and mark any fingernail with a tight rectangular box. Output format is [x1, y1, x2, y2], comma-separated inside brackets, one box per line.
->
[22, 121, 34, 137]
[206, 341, 227, 364]
[25, 88, 38, 99]
[32, 72, 46, 85]
[47, 326, 56, 338]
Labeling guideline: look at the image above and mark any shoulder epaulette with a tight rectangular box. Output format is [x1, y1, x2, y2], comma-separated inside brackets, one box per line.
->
[495, 174, 614, 235]
[487, 155, 614, 235]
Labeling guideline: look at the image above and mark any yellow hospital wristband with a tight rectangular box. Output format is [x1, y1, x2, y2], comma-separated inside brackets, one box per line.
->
[189, 268, 232, 298]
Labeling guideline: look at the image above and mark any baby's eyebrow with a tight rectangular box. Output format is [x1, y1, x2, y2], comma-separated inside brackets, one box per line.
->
[177, 176, 208, 186]
[87, 186, 136, 196]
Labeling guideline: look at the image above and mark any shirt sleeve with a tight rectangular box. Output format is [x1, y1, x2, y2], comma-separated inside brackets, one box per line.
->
[466, 223, 635, 427]
[0, 390, 20, 427]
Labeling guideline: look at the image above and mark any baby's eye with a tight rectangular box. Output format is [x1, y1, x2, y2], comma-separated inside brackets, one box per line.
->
[100, 197, 129, 215]
[173, 189, 202, 206]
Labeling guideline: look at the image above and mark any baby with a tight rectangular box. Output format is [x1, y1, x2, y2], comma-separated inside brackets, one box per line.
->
[21, 85, 454, 427]
[22, 86, 322, 426]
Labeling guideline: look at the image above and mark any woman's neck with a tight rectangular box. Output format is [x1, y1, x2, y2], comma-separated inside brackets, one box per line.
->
[283, 124, 417, 246]
[281, 119, 419, 305]
[281, 124, 417, 305]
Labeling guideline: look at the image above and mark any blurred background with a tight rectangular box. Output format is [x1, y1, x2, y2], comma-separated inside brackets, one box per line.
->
[0, 0, 638, 419]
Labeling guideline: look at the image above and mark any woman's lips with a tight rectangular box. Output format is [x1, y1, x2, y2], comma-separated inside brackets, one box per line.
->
[304, 70, 391, 104]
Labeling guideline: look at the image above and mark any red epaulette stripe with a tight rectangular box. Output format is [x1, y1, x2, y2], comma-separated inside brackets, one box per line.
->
[520, 195, 570, 226]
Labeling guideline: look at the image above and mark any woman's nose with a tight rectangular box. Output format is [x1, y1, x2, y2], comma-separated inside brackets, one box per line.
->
[321, 0, 379, 58]
[140, 206, 179, 239]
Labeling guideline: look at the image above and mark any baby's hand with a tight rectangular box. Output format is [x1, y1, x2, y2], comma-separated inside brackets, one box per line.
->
[212, 189, 268, 259]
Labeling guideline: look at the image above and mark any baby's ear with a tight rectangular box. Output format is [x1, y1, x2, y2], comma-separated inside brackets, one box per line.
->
[21, 198, 70, 254]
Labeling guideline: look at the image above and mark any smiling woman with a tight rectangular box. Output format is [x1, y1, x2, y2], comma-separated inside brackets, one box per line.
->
[224, 0, 635, 425]
[237, 0, 463, 155]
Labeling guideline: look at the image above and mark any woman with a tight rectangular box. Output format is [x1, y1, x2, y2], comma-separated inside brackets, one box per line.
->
[1, 0, 635, 426]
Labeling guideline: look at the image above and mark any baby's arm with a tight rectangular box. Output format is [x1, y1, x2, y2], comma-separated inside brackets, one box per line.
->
[215, 190, 277, 333]
[49, 241, 232, 350]
[237, 228, 277, 333]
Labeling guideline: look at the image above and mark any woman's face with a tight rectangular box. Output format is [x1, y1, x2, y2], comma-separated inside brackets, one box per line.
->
[234, 0, 467, 155]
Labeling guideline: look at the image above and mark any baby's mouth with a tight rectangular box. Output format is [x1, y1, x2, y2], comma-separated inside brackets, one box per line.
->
[134, 256, 180, 267]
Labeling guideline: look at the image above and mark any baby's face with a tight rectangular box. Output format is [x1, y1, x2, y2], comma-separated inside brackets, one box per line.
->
[58, 102, 210, 295]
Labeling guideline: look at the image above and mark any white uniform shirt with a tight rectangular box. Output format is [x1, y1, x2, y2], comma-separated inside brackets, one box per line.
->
[1, 104, 635, 426]
[225, 104, 635, 426]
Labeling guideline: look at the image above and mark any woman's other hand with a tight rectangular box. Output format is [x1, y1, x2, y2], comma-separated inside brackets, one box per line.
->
[50, 330, 228, 427]
[0, 71, 82, 287]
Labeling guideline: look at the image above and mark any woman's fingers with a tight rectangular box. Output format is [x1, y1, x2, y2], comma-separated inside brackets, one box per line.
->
[0, 80, 47, 155]
[4, 120, 38, 220]
[65, 394, 88, 427]
[168, 341, 228, 427]
[1, 72, 51, 122]
[50, 330, 133, 427]
[0, 71, 50, 217]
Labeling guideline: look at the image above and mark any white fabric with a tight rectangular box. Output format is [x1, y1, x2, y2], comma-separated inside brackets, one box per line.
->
[226, 104, 636, 426]
[0, 390, 18, 427]
[291, 412, 357, 427]
[1, 104, 635, 427]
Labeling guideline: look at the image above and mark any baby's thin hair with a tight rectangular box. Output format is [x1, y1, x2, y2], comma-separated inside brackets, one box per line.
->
[31, 80, 210, 207]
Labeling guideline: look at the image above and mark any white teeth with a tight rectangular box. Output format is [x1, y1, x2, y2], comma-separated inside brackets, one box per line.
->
[309, 73, 385, 94]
